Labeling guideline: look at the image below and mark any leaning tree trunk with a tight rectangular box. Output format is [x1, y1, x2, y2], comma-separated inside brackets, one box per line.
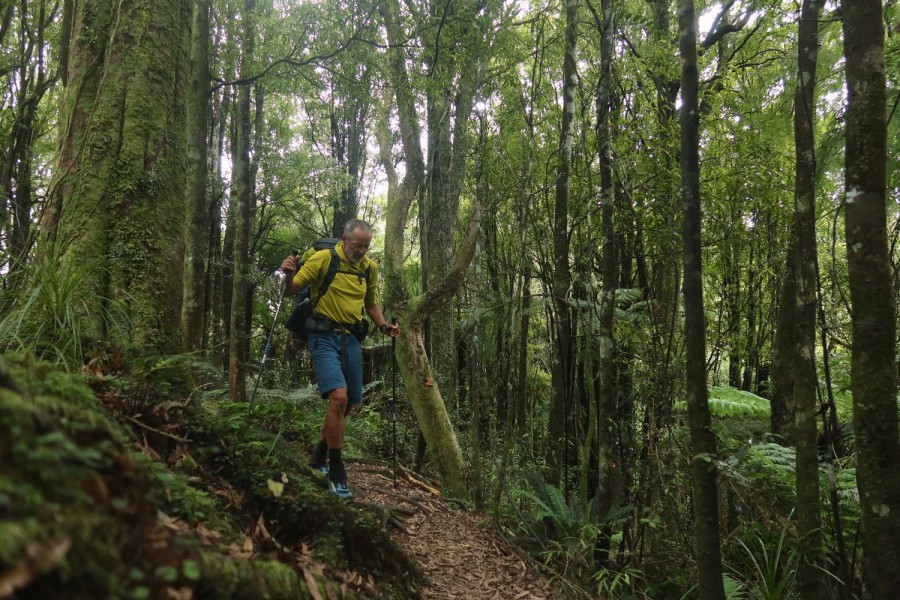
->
[841, 0, 900, 595]
[678, 0, 725, 597]
[376, 0, 486, 497]
[792, 0, 825, 595]
[42, 0, 191, 355]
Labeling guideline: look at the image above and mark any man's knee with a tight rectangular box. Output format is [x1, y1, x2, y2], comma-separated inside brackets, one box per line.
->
[328, 388, 349, 409]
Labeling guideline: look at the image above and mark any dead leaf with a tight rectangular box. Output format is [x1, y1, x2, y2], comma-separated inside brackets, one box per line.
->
[166, 587, 193, 600]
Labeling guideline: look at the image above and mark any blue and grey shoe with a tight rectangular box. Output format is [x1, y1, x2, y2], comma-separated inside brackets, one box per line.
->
[328, 479, 353, 501]
[315, 465, 329, 477]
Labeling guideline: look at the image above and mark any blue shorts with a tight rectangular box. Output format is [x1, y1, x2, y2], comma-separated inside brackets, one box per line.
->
[307, 331, 363, 405]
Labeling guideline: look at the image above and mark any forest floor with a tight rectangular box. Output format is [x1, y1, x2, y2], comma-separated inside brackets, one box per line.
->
[342, 461, 574, 600]
[0, 352, 600, 599]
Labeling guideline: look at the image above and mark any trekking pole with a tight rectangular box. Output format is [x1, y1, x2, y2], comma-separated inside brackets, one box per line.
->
[391, 317, 398, 487]
[248, 251, 298, 415]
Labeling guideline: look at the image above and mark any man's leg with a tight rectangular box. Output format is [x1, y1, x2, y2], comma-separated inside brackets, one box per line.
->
[323, 387, 349, 482]
[307, 332, 360, 499]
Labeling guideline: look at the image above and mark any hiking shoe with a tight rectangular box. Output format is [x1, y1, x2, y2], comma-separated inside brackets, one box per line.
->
[314, 465, 329, 477]
[328, 479, 353, 501]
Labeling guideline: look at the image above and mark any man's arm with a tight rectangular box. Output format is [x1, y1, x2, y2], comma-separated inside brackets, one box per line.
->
[280, 255, 301, 295]
[280, 250, 327, 296]
[366, 304, 400, 337]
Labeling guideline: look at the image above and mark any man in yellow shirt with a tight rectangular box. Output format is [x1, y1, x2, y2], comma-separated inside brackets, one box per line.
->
[281, 220, 399, 500]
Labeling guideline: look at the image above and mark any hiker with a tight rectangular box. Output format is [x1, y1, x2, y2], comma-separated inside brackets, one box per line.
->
[280, 219, 400, 500]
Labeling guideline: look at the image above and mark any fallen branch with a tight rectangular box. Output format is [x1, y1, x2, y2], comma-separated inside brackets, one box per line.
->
[125, 416, 191, 443]
[399, 467, 441, 496]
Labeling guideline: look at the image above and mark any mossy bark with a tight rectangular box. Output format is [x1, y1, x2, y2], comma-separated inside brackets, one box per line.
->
[377, 0, 476, 498]
[181, 0, 212, 354]
[42, 0, 191, 354]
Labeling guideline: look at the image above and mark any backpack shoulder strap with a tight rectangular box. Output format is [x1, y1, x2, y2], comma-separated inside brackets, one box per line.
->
[313, 248, 341, 306]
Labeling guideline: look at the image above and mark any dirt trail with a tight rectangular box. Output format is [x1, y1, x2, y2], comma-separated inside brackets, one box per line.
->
[344, 462, 561, 600]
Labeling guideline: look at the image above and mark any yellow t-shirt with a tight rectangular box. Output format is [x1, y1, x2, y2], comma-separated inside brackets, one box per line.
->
[292, 241, 379, 325]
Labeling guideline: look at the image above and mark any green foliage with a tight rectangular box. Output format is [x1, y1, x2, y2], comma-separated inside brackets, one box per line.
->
[730, 516, 799, 600]
[675, 386, 771, 420]
[525, 472, 595, 542]
[0, 256, 130, 368]
[593, 565, 646, 599]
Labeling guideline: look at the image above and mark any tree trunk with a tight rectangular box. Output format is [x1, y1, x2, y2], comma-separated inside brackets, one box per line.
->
[422, 0, 481, 417]
[42, 0, 190, 354]
[792, 0, 825, 594]
[227, 0, 255, 402]
[181, 0, 212, 355]
[842, 1, 900, 594]
[593, 0, 618, 565]
[546, 0, 578, 487]
[376, 0, 485, 497]
[770, 246, 797, 443]
[328, 67, 370, 236]
[678, 0, 725, 596]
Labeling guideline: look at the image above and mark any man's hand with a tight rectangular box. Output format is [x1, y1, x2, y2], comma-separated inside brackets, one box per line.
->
[379, 322, 400, 338]
[280, 254, 299, 274]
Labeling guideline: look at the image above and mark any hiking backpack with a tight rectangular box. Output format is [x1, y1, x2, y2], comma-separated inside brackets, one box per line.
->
[283, 237, 371, 338]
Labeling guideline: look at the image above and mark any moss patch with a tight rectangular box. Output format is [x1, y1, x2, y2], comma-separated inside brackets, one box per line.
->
[0, 353, 424, 598]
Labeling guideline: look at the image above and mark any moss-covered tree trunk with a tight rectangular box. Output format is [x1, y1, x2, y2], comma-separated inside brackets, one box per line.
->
[42, 0, 191, 354]
[376, 0, 486, 497]
[841, 0, 900, 594]
[181, 0, 212, 354]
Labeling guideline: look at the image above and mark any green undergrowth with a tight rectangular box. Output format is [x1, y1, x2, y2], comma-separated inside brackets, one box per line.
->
[0, 352, 424, 599]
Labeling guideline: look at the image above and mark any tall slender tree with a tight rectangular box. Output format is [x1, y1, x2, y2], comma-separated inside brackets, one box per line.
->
[227, 0, 256, 402]
[376, 0, 484, 496]
[841, 0, 900, 594]
[792, 0, 825, 594]
[182, 0, 213, 355]
[592, 0, 619, 563]
[678, 0, 725, 595]
[546, 0, 578, 486]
